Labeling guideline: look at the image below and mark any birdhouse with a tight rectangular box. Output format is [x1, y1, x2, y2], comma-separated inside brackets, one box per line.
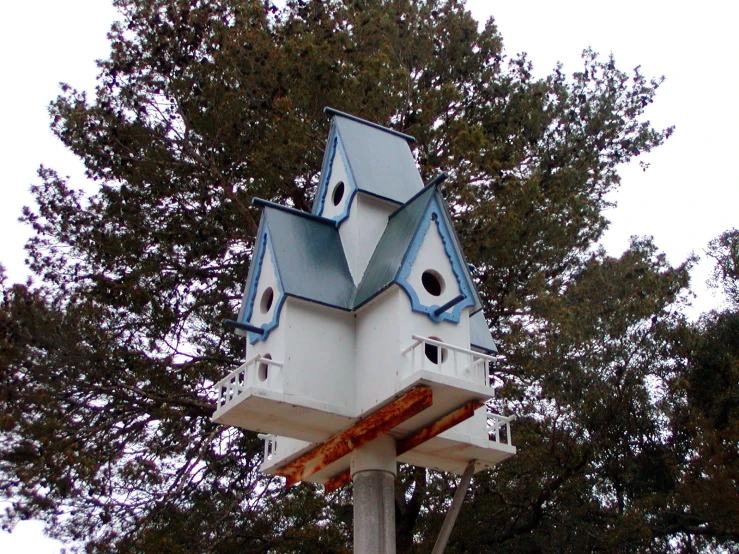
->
[213, 108, 515, 486]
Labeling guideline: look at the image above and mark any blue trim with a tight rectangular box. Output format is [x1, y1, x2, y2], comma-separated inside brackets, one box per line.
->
[314, 134, 337, 215]
[333, 132, 358, 225]
[314, 131, 357, 226]
[312, 121, 337, 215]
[396, 198, 476, 323]
[241, 229, 286, 344]
[386, 174, 448, 222]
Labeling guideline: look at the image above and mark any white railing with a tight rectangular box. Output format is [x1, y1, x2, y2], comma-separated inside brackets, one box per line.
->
[401, 335, 495, 387]
[258, 433, 278, 461]
[216, 353, 284, 410]
[488, 413, 515, 445]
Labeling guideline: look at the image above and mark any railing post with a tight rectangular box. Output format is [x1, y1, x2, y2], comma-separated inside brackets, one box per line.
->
[247, 360, 254, 387]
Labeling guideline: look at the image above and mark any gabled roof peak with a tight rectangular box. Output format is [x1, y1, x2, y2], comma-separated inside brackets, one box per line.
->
[323, 107, 416, 143]
[353, 180, 482, 317]
[313, 110, 425, 210]
[237, 205, 355, 324]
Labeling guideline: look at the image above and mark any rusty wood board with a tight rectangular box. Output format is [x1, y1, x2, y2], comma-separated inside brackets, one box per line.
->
[323, 470, 353, 493]
[323, 400, 483, 493]
[277, 387, 433, 487]
[397, 400, 483, 455]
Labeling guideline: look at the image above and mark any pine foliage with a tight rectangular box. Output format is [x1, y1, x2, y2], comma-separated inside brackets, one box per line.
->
[1, 1, 736, 552]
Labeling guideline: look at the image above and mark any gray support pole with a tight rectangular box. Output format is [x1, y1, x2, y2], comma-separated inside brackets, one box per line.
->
[351, 435, 397, 554]
[431, 460, 477, 554]
[353, 471, 396, 554]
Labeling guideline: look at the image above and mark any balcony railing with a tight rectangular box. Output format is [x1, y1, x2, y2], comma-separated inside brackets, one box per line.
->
[258, 433, 278, 461]
[216, 353, 284, 410]
[401, 335, 495, 387]
[488, 413, 515, 445]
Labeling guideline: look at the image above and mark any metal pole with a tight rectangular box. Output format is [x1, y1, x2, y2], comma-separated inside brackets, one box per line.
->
[352, 435, 397, 554]
[431, 460, 477, 554]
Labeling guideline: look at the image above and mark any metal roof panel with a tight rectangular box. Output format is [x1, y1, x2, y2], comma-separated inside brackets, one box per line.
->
[354, 185, 436, 307]
[354, 184, 484, 315]
[333, 115, 424, 205]
[264, 206, 355, 310]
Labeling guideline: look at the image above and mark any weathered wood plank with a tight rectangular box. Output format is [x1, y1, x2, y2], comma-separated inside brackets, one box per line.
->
[323, 400, 483, 493]
[277, 387, 433, 486]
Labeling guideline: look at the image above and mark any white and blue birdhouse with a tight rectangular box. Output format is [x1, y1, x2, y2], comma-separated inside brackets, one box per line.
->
[213, 108, 515, 484]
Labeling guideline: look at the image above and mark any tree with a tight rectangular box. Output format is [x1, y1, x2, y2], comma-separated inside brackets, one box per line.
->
[662, 309, 739, 552]
[417, 239, 696, 553]
[707, 228, 739, 310]
[643, 230, 739, 553]
[3, 0, 720, 552]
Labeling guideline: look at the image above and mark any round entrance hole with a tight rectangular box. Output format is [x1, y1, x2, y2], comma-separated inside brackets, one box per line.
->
[332, 181, 345, 206]
[260, 287, 274, 314]
[258, 353, 272, 382]
[421, 270, 444, 297]
[424, 337, 448, 365]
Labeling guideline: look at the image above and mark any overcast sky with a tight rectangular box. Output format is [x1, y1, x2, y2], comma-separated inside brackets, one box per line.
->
[1, 1, 737, 551]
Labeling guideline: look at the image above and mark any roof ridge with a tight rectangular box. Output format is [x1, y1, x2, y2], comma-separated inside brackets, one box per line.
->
[388, 172, 448, 220]
[352, 184, 438, 309]
[253, 198, 339, 228]
[324, 107, 416, 143]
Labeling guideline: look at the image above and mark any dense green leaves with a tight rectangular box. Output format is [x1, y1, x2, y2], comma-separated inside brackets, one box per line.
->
[1, 0, 735, 552]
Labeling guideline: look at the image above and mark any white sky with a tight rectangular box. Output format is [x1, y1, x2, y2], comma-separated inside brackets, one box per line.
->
[1, 1, 737, 551]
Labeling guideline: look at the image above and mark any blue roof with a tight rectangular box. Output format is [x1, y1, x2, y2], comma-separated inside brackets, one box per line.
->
[237, 191, 489, 338]
[354, 184, 437, 307]
[354, 184, 483, 318]
[237, 109, 491, 340]
[312, 110, 424, 213]
[242, 202, 355, 313]
[470, 310, 498, 354]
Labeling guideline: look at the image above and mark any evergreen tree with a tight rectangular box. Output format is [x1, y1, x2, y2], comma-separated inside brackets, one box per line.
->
[707, 229, 739, 310]
[648, 229, 739, 553]
[4, 1, 732, 552]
